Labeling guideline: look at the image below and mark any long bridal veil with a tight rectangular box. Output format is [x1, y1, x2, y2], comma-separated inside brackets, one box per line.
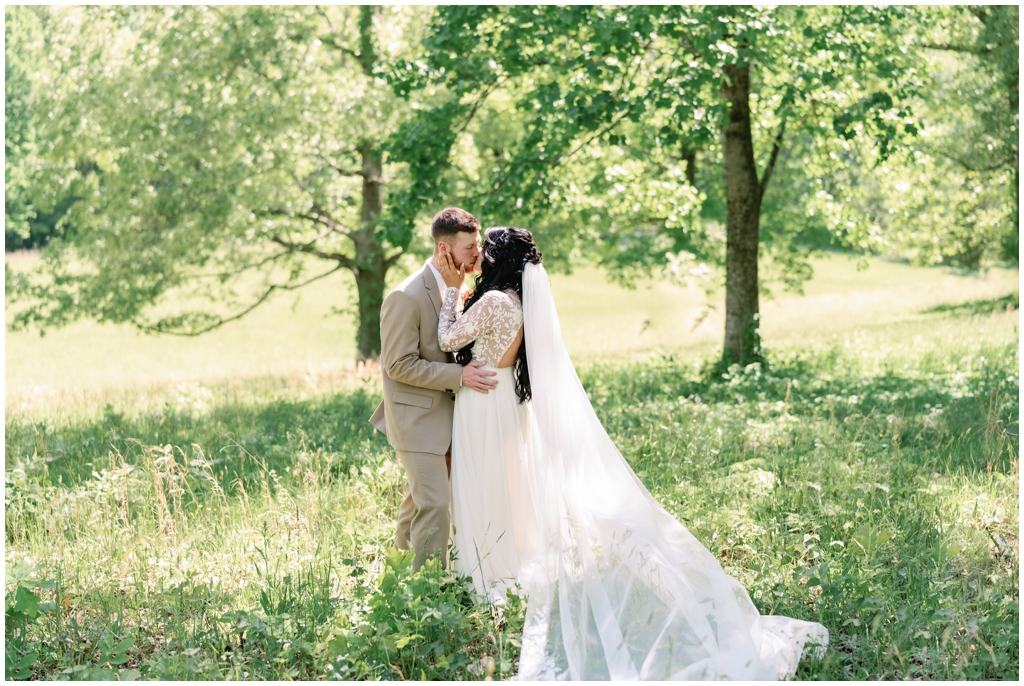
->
[517, 262, 828, 680]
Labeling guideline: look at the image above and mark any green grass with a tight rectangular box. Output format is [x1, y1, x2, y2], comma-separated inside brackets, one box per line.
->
[6, 251, 1018, 401]
[5, 255, 1019, 680]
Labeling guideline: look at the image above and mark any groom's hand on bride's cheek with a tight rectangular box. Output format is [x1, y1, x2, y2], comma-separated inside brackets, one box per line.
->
[462, 360, 498, 393]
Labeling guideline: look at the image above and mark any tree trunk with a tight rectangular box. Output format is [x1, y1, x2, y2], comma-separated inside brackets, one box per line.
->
[1008, 52, 1019, 262]
[353, 142, 386, 361]
[682, 146, 697, 187]
[1012, 161, 1019, 260]
[720, 64, 763, 366]
[358, 5, 376, 73]
[1003, 10, 1019, 262]
[352, 7, 386, 361]
[354, 261, 385, 361]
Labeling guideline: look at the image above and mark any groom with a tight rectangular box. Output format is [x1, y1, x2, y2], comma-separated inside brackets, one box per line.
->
[369, 207, 498, 570]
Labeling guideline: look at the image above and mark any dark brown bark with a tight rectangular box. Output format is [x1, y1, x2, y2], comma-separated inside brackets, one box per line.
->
[721, 64, 763, 365]
[353, 140, 386, 361]
[349, 6, 387, 361]
[354, 262, 385, 361]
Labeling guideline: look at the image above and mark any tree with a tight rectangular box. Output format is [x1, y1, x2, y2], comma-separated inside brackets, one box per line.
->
[803, 5, 1018, 270]
[6, 5, 456, 360]
[409, 5, 921, 364]
[5, 6, 50, 251]
[920, 5, 1018, 264]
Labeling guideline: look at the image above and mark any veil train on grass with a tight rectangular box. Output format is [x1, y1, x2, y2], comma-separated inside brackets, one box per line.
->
[517, 262, 828, 680]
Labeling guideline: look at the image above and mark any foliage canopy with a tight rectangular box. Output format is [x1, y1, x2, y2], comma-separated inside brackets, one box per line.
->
[4, 5, 1018, 359]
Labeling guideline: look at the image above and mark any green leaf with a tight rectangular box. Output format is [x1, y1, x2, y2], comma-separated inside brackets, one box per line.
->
[4, 563, 39, 586]
[113, 638, 135, 654]
[14, 652, 38, 671]
[394, 633, 423, 650]
[384, 548, 415, 574]
[11, 585, 41, 617]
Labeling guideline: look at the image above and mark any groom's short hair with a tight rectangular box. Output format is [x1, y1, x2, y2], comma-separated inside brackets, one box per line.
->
[431, 207, 481, 243]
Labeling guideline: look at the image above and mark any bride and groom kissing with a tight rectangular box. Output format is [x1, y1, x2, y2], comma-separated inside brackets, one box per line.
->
[368, 207, 828, 680]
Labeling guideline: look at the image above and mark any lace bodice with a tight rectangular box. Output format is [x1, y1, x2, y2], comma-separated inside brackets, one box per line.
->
[438, 287, 523, 367]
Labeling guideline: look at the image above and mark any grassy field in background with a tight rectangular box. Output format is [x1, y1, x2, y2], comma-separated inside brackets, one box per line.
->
[6, 250, 1018, 404]
[4, 253, 1019, 680]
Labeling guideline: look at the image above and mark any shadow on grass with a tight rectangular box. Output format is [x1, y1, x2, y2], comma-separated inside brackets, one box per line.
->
[5, 385, 390, 492]
[5, 547, 501, 680]
[5, 343, 1018, 679]
[577, 345, 1018, 679]
[7, 339, 1018, 491]
[921, 292, 1019, 317]
[579, 344, 1019, 476]
[3, 543, 340, 679]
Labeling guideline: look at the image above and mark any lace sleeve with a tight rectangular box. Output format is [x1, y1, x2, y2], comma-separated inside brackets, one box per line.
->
[438, 289, 503, 353]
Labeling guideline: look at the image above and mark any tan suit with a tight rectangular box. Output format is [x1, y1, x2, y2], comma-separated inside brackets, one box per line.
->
[369, 265, 462, 569]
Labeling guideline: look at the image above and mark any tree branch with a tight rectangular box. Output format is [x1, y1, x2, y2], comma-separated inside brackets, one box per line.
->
[384, 251, 404, 269]
[141, 263, 348, 336]
[195, 248, 292, 280]
[315, 5, 336, 33]
[467, 41, 651, 202]
[329, 161, 365, 177]
[265, 206, 353, 238]
[968, 6, 990, 27]
[927, 146, 1016, 173]
[759, 118, 786, 199]
[922, 42, 991, 56]
[270, 234, 354, 268]
[311, 4, 363, 62]
[462, 105, 637, 203]
[320, 35, 360, 61]
[452, 73, 508, 137]
[808, 96, 839, 181]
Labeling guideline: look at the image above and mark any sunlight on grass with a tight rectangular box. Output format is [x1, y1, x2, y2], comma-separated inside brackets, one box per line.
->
[4, 254, 1019, 679]
[6, 250, 1018, 398]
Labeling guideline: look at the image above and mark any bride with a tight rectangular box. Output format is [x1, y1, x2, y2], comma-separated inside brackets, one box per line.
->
[436, 227, 828, 680]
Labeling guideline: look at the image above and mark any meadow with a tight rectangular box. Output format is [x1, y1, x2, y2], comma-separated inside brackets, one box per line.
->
[4, 253, 1019, 680]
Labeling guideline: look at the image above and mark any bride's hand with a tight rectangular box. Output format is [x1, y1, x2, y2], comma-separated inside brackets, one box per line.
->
[438, 246, 465, 290]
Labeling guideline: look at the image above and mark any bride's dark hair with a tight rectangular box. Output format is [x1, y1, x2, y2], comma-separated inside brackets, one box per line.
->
[455, 226, 542, 403]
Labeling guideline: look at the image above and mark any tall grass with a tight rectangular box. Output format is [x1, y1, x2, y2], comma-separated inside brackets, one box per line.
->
[5, 294, 1019, 679]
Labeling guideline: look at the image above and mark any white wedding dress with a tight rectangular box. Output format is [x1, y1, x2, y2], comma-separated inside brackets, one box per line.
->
[438, 286, 543, 604]
[439, 266, 828, 680]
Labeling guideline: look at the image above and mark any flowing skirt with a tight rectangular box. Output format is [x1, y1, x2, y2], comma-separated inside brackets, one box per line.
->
[450, 365, 828, 679]
[511, 263, 829, 680]
[451, 366, 542, 603]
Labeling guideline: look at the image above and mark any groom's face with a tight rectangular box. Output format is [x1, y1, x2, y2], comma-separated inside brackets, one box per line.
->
[446, 229, 482, 274]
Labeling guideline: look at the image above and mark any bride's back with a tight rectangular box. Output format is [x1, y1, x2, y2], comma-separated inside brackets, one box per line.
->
[475, 289, 523, 368]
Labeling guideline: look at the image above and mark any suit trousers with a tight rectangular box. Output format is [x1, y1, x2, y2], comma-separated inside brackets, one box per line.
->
[394, 449, 451, 570]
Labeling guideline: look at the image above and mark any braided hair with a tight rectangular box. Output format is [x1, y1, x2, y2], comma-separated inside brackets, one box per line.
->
[455, 226, 543, 403]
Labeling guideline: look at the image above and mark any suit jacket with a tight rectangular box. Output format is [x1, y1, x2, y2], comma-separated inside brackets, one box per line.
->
[369, 264, 463, 455]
